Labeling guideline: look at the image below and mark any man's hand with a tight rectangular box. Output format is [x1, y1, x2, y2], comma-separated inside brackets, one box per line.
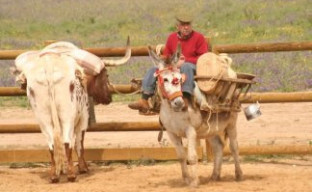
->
[176, 55, 185, 68]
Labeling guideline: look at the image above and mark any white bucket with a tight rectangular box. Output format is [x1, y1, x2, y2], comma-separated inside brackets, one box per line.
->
[244, 101, 262, 121]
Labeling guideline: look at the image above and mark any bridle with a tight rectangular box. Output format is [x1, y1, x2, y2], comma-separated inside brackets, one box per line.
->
[154, 66, 183, 101]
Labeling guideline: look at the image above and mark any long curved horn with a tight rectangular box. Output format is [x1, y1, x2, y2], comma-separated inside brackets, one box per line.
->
[102, 36, 131, 66]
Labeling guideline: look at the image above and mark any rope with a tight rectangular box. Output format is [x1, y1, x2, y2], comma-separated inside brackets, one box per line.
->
[205, 109, 212, 135]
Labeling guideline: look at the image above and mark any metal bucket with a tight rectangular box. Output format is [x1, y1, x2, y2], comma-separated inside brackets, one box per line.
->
[244, 101, 262, 121]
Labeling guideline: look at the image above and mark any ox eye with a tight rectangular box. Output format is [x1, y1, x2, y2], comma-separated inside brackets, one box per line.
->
[163, 78, 169, 82]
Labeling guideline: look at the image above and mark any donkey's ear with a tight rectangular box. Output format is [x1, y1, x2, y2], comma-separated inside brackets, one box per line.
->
[148, 46, 165, 69]
[171, 43, 181, 65]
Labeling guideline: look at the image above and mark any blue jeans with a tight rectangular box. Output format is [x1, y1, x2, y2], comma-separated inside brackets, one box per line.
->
[142, 62, 196, 96]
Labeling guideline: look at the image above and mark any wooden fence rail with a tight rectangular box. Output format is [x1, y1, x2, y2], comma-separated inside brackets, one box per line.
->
[0, 145, 311, 163]
[0, 40, 312, 60]
[1, 86, 312, 103]
[1, 40, 312, 163]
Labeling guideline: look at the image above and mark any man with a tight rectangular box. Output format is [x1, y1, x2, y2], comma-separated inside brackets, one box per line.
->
[128, 14, 210, 114]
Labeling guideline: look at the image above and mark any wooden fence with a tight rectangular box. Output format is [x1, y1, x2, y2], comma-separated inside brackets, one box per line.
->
[0, 40, 312, 163]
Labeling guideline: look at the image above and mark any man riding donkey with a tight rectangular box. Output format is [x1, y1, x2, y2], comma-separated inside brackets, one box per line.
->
[128, 13, 211, 114]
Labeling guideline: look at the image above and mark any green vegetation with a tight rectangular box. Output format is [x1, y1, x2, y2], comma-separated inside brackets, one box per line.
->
[0, 0, 312, 106]
[0, 96, 29, 108]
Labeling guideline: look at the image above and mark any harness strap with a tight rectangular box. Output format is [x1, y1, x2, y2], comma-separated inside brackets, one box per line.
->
[168, 91, 183, 101]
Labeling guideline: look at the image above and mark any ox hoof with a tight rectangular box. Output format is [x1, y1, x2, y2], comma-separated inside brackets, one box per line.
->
[50, 177, 60, 183]
[78, 164, 89, 174]
[79, 168, 89, 174]
[67, 175, 76, 182]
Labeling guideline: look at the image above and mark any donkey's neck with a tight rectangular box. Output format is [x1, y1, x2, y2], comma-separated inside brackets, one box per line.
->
[159, 98, 203, 133]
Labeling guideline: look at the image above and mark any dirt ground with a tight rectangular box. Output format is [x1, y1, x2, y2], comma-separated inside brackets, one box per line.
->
[0, 102, 312, 192]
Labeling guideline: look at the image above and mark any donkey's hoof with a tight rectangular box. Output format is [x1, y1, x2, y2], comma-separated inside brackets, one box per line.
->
[235, 174, 243, 181]
[210, 174, 221, 181]
[183, 176, 191, 185]
[189, 179, 199, 188]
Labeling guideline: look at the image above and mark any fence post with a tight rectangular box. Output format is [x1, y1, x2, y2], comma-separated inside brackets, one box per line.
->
[88, 97, 96, 125]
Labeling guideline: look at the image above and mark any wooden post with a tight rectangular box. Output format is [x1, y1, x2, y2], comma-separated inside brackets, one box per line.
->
[88, 96, 96, 125]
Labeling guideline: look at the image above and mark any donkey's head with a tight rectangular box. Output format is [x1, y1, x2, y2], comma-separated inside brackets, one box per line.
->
[147, 44, 185, 112]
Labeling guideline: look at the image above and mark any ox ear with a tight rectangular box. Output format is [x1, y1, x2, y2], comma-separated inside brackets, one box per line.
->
[147, 46, 165, 70]
[170, 43, 181, 65]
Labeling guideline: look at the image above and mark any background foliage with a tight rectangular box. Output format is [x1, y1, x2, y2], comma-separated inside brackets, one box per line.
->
[0, 0, 312, 105]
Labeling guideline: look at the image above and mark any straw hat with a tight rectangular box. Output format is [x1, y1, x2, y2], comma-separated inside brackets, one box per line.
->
[175, 13, 193, 23]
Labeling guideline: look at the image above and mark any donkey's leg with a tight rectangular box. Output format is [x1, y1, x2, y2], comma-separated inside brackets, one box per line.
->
[208, 135, 224, 181]
[185, 127, 199, 187]
[226, 125, 243, 181]
[166, 131, 190, 184]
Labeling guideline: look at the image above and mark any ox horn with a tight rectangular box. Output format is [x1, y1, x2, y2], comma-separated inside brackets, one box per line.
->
[102, 36, 131, 66]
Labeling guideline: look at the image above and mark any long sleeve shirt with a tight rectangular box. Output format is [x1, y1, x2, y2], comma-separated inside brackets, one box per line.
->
[163, 31, 209, 64]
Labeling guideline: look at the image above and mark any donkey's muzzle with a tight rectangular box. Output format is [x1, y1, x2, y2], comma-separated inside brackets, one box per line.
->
[171, 97, 185, 112]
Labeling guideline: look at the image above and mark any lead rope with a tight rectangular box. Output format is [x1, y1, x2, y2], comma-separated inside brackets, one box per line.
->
[216, 112, 219, 131]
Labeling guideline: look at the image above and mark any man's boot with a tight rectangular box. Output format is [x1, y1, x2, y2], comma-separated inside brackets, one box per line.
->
[128, 99, 149, 113]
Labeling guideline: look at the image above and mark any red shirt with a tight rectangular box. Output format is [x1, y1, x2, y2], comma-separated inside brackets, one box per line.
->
[163, 31, 209, 64]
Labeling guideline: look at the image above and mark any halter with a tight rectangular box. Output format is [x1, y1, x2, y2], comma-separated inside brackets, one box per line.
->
[154, 67, 183, 101]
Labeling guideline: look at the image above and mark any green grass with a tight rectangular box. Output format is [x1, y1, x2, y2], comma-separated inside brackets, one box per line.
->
[0, 96, 29, 108]
[1, 0, 311, 48]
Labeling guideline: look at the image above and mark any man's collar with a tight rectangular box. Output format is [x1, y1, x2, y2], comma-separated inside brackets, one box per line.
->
[177, 31, 193, 40]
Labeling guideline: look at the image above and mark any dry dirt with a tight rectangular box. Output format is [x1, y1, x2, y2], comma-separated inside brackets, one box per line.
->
[0, 102, 312, 192]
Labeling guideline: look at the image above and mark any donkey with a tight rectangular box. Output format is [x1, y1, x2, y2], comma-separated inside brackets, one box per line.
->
[147, 46, 243, 187]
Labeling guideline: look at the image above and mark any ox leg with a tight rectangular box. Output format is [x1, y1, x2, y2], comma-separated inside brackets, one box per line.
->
[49, 149, 60, 183]
[76, 130, 89, 173]
[65, 143, 76, 182]
[226, 126, 243, 181]
[166, 132, 191, 185]
[209, 136, 224, 181]
[185, 127, 199, 187]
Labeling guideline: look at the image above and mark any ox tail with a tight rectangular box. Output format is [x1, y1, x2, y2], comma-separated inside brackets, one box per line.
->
[45, 57, 65, 176]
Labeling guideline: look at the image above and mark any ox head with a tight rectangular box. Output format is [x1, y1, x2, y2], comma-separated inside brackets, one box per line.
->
[87, 36, 131, 105]
[147, 44, 185, 112]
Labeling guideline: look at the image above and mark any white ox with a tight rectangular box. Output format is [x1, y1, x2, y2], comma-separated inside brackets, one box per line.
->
[12, 38, 131, 183]
[148, 45, 242, 187]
